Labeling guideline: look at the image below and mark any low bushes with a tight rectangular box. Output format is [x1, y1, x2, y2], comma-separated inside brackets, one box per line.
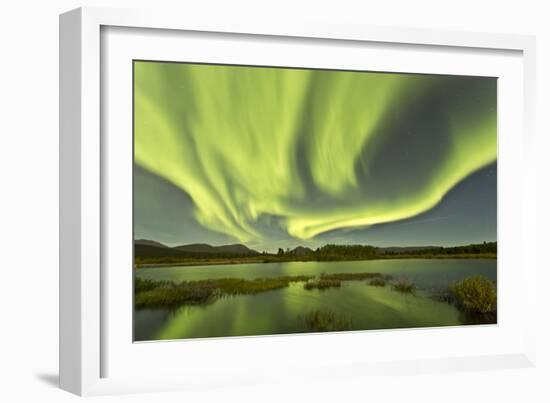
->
[449, 275, 496, 314]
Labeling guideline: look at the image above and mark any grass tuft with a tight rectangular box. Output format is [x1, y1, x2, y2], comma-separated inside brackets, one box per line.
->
[304, 309, 353, 332]
[449, 275, 496, 314]
[392, 280, 416, 294]
[368, 277, 387, 287]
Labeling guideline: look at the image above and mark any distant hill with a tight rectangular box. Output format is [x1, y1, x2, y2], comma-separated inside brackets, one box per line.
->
[135, 244, 187, 259]
[173, 243, 219, 254]
[289, 246, 314, 256]
[175, 243, 258, 255]
[135, 240, 259, 259]
[135, 239, 168, 248]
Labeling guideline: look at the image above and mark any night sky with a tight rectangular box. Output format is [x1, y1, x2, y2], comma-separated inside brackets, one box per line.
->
[133, 61, 497, 252]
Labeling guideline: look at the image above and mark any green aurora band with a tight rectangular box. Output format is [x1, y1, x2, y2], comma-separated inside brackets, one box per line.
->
[134, 62, 496, 243]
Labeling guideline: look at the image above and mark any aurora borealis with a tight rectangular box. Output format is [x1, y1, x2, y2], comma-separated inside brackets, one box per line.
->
[133, 61, 497, 251]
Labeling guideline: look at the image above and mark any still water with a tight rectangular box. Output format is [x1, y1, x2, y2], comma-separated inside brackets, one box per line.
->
[134, 259, 496, 341]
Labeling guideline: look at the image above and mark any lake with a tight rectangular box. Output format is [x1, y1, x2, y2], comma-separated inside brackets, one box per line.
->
[134, 259, 496, 341]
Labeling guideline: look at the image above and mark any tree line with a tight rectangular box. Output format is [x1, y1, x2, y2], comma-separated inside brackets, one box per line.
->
[135, 241, 497, 265]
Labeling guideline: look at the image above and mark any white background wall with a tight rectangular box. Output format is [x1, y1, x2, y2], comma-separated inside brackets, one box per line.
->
[0, 0, 548, 401]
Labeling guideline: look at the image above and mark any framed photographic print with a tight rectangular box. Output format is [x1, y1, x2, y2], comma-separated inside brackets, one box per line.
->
[132, 60, 499, 342]
[60, 7, 537, 396]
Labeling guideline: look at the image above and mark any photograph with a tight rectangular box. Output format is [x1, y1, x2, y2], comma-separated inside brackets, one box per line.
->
[132, 60, 497, 342]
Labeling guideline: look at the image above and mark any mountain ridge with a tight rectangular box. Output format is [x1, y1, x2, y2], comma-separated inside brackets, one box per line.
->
[135, 239, 260, 258]
[134, 239, 497, 260]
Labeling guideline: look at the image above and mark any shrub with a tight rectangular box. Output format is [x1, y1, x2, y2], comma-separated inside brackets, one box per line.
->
[450, 275, 496, 313]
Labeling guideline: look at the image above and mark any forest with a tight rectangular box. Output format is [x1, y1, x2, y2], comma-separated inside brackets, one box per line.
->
[134, 241, 497, 267]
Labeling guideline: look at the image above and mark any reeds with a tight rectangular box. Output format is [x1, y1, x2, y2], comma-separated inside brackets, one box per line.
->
[304, 309, 353, 332]
[449, 275, 496, 313]
[368, 277, 387, 287]
[303, 279, 341, 290]
[392, 280, 416, 294]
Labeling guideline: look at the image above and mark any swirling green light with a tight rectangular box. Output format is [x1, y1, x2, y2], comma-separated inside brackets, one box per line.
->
[134, 62, 496, 242]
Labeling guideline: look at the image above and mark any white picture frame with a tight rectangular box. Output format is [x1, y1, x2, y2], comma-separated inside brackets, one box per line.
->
[59, 6, 537, 396]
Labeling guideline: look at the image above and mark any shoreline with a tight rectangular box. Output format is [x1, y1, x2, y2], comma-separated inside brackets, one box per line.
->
[134, 254, 497, 269]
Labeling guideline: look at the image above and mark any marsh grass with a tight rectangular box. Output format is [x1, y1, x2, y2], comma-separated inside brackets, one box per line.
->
[135, 272, 390, 309]
[392, 280, 416, 295]
[135, 270, 437, 313]
[135, 282, 217, 308]
[449, 275, 496, 314]
[304, 309, 353, 332]
[134, 275, 313, 309]
[135, 277, 171, 293]
[303, 279, 341, 290]
[427, 276, 497, 325]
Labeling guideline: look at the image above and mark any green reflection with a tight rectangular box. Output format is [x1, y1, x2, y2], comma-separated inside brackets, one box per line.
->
[136, 260, 494, 340]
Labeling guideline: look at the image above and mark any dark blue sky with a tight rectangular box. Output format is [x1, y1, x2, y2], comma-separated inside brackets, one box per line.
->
[135, 162, 496, 250]
[317, 162, 497, 247]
